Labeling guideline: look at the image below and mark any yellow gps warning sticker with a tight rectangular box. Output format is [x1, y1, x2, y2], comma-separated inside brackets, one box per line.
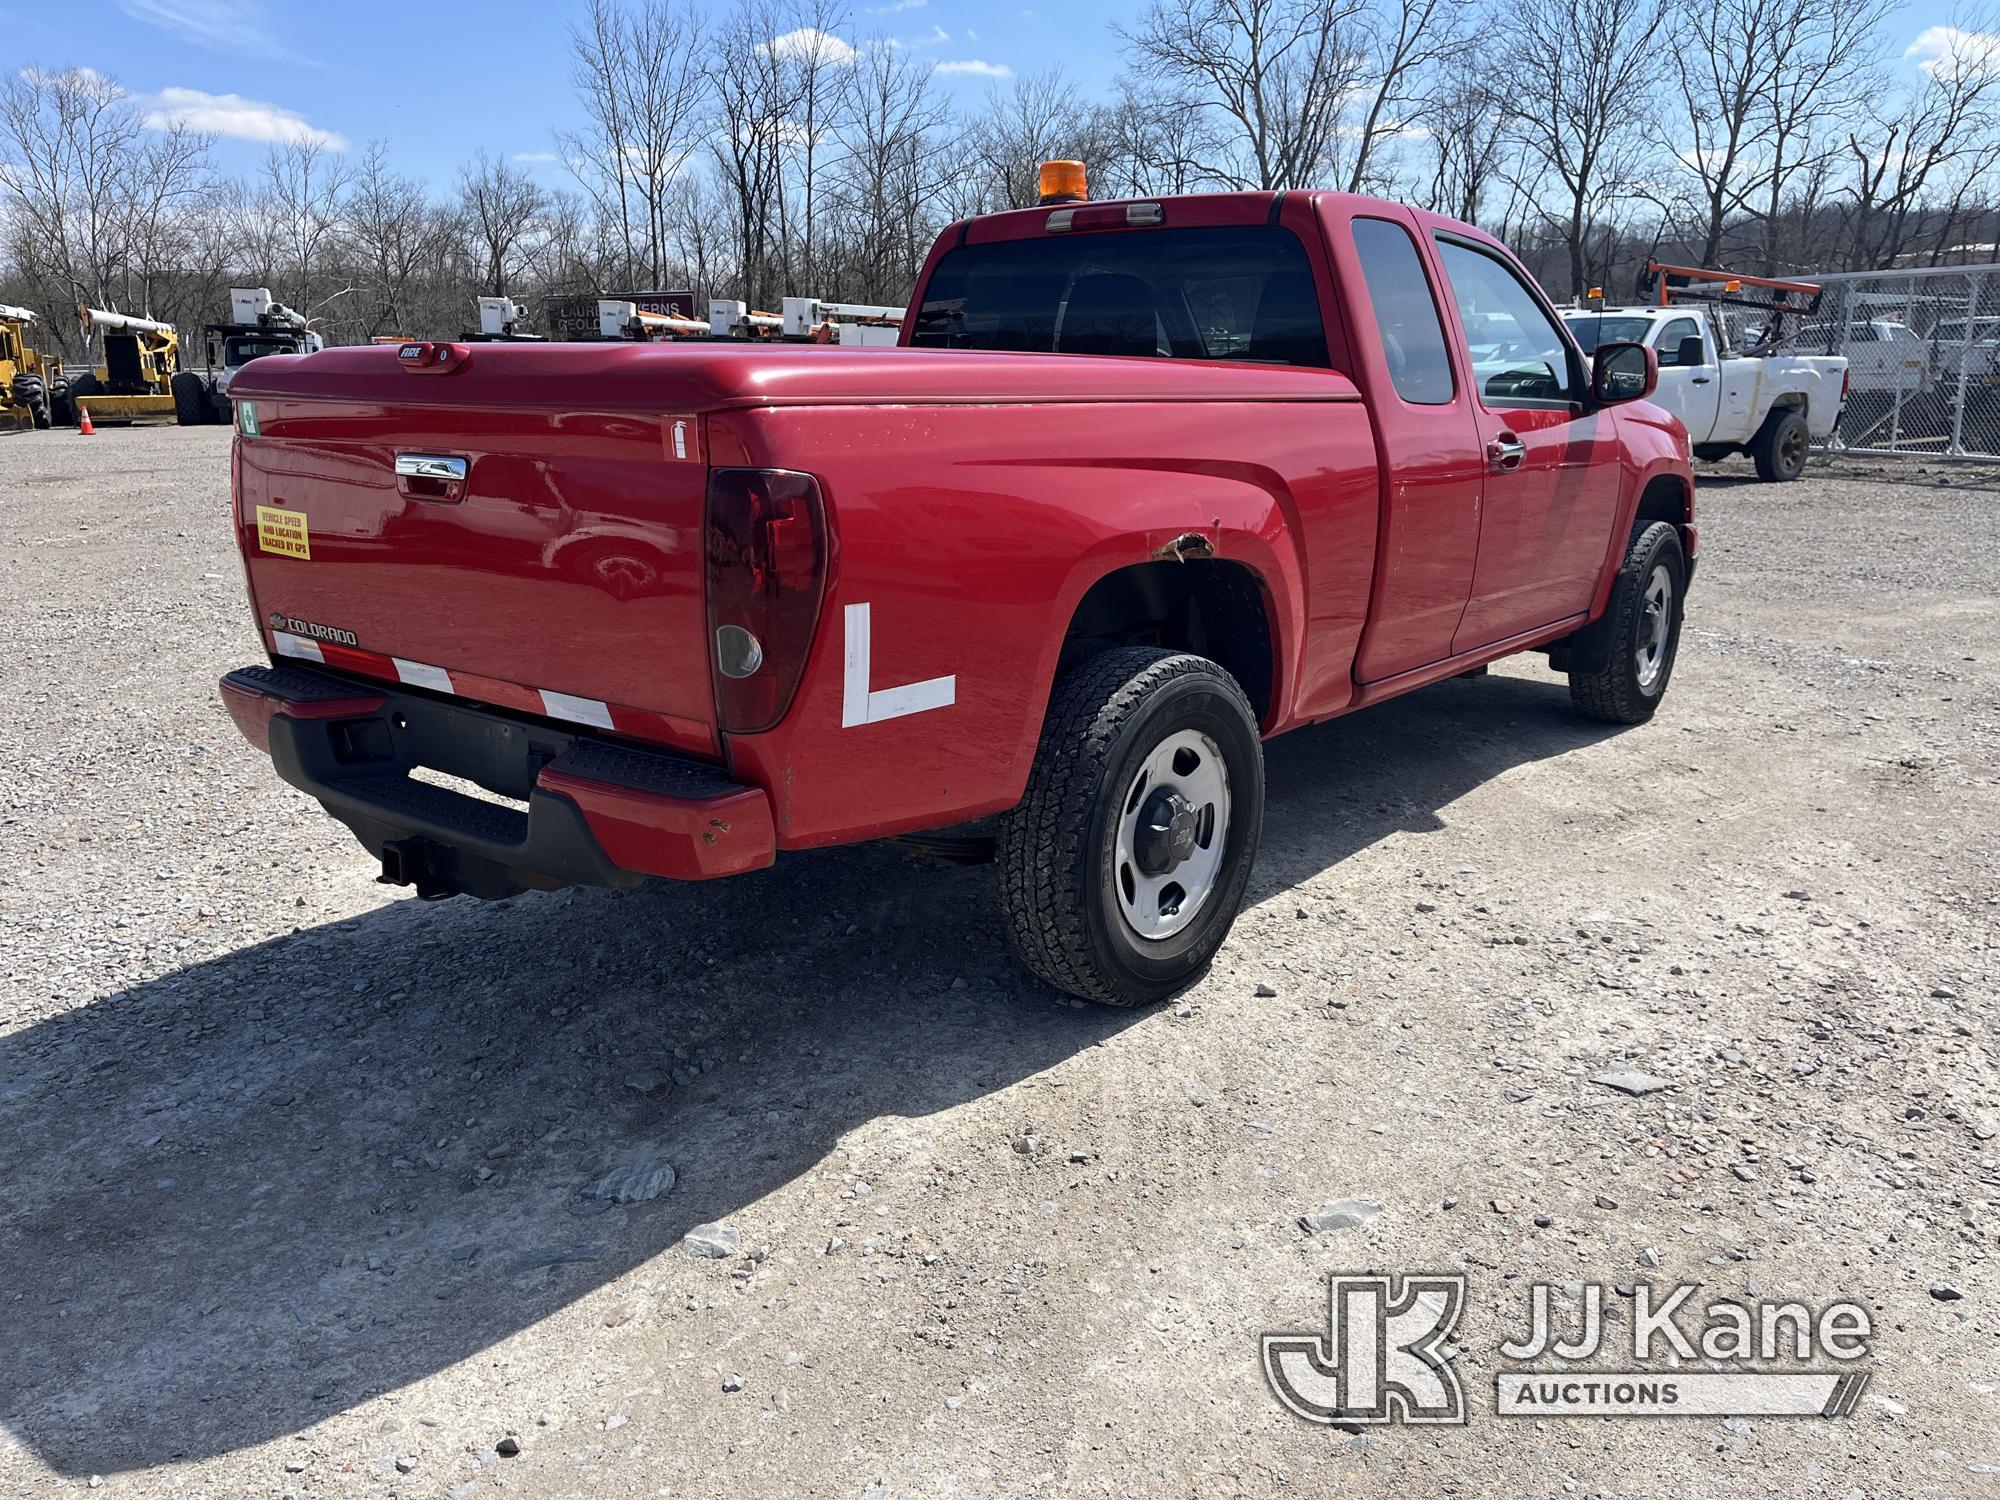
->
[256, 505, 310, 560]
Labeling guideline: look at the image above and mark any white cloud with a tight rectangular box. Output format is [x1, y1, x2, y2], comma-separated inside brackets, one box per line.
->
[142, 87, 346, 149]
[513, 151, 560, 163]
[119, 0, 305, 63]
[935, 59, 1013, 78]
[1906, 25, 2000, 77]
[764, 27, 862, 65]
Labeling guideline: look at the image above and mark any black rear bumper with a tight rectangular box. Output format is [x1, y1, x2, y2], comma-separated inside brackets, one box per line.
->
[221, 665, 776, 899]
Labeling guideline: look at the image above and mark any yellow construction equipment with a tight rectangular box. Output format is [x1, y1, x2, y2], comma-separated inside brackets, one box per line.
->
[68, 305, 183, 424]
[1, 303, 69, 431]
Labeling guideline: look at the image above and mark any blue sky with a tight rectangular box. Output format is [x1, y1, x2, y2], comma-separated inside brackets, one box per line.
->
[2, 0, 1975, 188]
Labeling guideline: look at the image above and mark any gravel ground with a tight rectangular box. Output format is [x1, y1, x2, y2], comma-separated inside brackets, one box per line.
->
[1, 426, 1995, 1498]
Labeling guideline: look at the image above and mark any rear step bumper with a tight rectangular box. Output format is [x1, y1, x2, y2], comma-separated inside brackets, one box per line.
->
[220, 664, 775, 900]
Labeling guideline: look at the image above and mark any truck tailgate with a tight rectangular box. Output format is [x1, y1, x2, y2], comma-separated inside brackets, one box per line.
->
[233, 397, 714, 755]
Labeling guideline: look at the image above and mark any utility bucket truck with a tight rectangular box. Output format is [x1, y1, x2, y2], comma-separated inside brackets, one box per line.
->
[174, 289, 323, 426]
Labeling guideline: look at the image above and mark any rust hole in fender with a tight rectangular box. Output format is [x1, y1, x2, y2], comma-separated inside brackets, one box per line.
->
[1155, 532, 1215, 563]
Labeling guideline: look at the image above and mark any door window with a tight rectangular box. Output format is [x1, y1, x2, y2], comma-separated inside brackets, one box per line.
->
[1351, 217, 1455, 404]
[1435, 239, 1576, 406]
[1656, 317, 1703, 366]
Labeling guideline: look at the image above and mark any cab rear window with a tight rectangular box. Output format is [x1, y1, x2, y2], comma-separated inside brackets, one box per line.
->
[908, 226, 1329, 367]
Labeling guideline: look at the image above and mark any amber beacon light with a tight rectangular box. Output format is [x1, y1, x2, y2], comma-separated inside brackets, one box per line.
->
[1037, 160, 1088, 205]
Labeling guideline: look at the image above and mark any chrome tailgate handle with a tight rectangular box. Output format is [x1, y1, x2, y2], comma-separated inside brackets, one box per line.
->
[395, 454, 468, 481]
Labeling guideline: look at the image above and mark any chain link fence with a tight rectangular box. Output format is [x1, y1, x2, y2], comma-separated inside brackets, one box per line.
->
[1785, 264, 2000, 462]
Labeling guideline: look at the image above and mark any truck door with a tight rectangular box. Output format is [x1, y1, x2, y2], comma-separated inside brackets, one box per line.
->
[1429, 234, 1624, 650]
[1652, 314, 1720, 441]
[1336, 210, 1486, 683]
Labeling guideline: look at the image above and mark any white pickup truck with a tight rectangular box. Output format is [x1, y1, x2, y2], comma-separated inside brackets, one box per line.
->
[1562, 305, 1847, 481]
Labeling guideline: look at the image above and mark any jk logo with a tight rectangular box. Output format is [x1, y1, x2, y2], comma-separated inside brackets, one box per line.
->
[1262, 1273, 1467, 1425]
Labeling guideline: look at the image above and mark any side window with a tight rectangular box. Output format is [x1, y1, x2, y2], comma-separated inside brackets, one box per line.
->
[1657, 317, 1702, 367]
[1435, 239, 1576, 406]
[1351, 217, 1454, 404]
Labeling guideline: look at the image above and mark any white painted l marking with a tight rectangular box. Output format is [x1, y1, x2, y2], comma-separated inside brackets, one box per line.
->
[842, 602, 955, 727]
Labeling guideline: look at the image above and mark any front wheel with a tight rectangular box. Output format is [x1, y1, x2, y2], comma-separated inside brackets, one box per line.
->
[999, 648, 1265, 1006]
[1567, 522, 1685, 725]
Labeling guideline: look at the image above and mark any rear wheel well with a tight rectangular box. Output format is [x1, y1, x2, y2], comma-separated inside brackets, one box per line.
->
[1058, 561, 1275, 726]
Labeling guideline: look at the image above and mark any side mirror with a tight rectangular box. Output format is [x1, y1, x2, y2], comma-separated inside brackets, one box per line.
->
[1673, 334, 1704, 367]
[1592, 341, 1657, 404]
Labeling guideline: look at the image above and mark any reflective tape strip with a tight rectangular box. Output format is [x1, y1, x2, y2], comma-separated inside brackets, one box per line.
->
[271, 632, 324, 664]
[392, 657, 453, 693]
[539, 689, 616, 730]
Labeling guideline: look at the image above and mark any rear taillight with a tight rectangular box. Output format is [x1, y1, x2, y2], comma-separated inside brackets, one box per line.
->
[705, 468, 829, 734]
[1839, 367, 1851, 403]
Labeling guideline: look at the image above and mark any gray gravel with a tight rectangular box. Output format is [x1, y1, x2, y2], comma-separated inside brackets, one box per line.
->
[1, 427, 1996, 1496]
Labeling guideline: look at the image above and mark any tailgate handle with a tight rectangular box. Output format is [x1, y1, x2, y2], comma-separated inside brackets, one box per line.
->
[395, 453, 468, 501]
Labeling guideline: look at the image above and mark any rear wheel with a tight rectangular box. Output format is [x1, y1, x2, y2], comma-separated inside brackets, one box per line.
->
[1567, 522, 1685, 725]
[1752, 408, 1810, 481]
[999, 648, 1264, 1006]
[47, 377, 72, 428]
[171, 371, 209, 427]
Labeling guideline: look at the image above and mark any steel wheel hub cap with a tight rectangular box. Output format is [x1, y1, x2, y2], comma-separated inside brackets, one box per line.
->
[1635, 564, 1672, 692]
[1114, 728, 1230, 941]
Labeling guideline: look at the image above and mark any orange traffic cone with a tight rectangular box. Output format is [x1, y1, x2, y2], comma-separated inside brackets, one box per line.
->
[77, 404, 95, 435]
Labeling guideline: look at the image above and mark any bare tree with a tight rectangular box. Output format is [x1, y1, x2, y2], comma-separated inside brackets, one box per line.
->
[770, 3, 853, 293]
[827, 39, 950, 299]
[1119, 0, 1366, 189]
[342, 143, 448, 338]
[562, 0, 709, 289]
[1499, 0, 1667, 297]
[1100, 80, 1234, 197]
[1665, 0, 1891, 267]
[965, 69, 1120, 210]
[260, 139, 354, 318]
[1421, 62, 1510, 224]
[1331, 0, 1473, 192]
[456, 150, 546, 295]
[1754, 0, 1897, 270]
[0, 66, 213, 331]
[1840, 15, 2000, 268]
[709, 0, 811, 307]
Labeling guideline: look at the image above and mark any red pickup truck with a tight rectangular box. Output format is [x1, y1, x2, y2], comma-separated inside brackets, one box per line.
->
[220, 186, 1694, 1006]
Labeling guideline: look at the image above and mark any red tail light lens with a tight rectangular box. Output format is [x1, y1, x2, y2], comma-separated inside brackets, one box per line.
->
[705, 468, 829, 734]
[1840, 367, 1851, 403]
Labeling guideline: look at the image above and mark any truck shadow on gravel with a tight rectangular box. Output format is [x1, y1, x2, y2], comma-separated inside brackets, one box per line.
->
[0, 671, 1621, 1476]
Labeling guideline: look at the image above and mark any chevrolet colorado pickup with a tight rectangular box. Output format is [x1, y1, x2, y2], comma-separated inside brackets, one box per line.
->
[220, 187, 1695, 1006]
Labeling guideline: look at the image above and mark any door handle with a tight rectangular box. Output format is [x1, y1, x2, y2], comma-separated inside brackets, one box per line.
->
[1487, 433, 1526, 470]
[1691, 375, 1712, 385]
[394, 452, 468, 501]
[394, 454, 468, 481]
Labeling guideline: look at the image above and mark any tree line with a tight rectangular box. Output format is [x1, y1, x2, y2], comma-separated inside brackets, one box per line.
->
[3, 0, 1996, 353]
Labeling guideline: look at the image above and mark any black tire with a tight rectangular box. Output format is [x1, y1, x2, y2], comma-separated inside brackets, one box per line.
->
[171, 370, 209, 427]
[67, 371, 99, 399]
[999, 647, 1265, 1006]
[47, 377, 72, 428]
[1568, 522, 1685, 725]
[1751, 408, 1809, 481]
[10, 373, 49, 429]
